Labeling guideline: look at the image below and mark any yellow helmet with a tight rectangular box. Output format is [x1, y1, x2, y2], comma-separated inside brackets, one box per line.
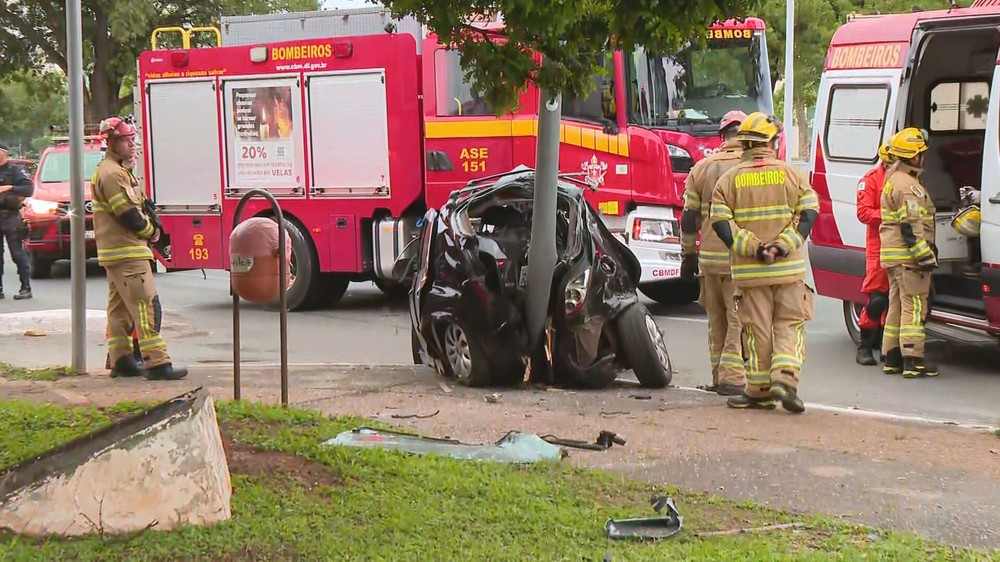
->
[951, 205, 981, 238]
[735, 112, 781, 143]
[878, 143, 893, 164]
[886, 127, 928, 160]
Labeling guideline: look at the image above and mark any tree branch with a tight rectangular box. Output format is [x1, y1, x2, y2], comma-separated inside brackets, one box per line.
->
[0, 4, 67, 71]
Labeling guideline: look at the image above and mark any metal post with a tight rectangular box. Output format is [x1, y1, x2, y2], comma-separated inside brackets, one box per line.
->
[525, 89, 562, 348]
[784, 0, 795, 162]
[231, 190, 289, 407]
[66, 0, 87, 374]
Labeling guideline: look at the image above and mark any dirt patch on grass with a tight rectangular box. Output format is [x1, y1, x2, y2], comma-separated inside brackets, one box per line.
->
[220, 433, 340, 490]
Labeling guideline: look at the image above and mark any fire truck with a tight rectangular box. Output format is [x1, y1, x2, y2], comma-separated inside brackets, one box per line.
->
[137, 10, 770, 309]
[809, 0, 1000, 343]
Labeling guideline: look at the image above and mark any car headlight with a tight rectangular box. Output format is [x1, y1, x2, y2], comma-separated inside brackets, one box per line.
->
[25, 198, 60, 216]
[666, 144, 694, 174]
[564, 267, 591, 316]
[631, 217, 680, 244]
[666, 144, 691, 159]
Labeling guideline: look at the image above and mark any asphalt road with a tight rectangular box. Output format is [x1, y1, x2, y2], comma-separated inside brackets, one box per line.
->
[2, 255, 998, 427]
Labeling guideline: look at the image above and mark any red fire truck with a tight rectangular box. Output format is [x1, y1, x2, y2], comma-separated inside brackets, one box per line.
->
[137, 13, 771, 310]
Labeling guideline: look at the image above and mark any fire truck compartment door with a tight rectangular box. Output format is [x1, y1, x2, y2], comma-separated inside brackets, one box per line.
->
[146, 80, 222, 209]
[981, 53, 1000, 267]
[307, 71, 391, 198]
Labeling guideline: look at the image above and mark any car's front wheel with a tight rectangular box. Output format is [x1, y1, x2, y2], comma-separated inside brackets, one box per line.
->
[616, 303, 672, 388]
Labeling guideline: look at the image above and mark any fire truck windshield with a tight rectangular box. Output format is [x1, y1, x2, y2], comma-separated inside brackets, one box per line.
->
[627, 33, 772, 135]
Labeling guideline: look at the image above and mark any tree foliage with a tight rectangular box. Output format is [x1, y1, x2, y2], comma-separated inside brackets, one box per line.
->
[0, 0, 318, 122]
[0, 70, 68, 157]
[379, 0, 763, 113]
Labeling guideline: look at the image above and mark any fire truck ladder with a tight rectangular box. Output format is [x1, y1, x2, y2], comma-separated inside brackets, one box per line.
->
[150, 26, 221, 49]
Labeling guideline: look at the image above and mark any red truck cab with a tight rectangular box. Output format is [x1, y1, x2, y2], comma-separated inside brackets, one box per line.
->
[21, 137, 104, 278]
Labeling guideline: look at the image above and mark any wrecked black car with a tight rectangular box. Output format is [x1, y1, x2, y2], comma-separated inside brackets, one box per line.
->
[409, 168, 672, 389]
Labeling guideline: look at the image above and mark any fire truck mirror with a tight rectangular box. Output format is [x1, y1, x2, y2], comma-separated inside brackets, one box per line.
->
[229, 217, 293, 304]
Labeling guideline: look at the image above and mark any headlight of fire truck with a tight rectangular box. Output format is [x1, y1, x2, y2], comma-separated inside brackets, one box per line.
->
[24, 198, 60, 217]
[631, 217, 680, 245]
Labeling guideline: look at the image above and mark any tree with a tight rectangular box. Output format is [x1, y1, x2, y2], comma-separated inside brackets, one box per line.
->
[0, 70, 68, 158]
[0, 0, 318, 123]
[378, 0, 760, 349]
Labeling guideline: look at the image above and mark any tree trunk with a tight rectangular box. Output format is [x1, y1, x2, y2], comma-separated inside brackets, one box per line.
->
[87, 5, 116, 124]
[794, 99, 810, 161]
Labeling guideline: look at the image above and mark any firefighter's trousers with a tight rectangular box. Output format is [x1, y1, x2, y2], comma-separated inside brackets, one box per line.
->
[882, 266, 931, 359]
[700, 273, 746, 387]
[737, 281, 813, 398]
[105, 260, 171, 368]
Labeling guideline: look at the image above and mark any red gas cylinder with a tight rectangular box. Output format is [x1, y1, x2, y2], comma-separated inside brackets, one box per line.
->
[229, 217, 292, 304]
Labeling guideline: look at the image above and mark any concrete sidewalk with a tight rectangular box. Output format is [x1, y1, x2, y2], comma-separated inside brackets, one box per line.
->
[3, 363, 999, 549]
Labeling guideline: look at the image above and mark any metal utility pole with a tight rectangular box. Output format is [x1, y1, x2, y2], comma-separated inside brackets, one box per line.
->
[524, 90, 561, 349]
[66, 0, 87, 373]
[784, 0, 795, 162]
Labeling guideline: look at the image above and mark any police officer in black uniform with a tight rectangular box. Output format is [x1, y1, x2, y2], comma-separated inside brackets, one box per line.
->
[0, 143, 34, 300]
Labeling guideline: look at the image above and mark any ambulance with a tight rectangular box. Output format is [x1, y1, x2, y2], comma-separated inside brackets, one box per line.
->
[809, 0, 1000, 342]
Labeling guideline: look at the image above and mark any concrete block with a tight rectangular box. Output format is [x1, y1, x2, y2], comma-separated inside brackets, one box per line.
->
[0, 388, 232, 537]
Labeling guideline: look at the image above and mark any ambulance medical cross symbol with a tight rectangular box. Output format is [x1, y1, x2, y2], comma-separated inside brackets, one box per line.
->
[582, 155, 608, 189]
[967, 94, 989, 119]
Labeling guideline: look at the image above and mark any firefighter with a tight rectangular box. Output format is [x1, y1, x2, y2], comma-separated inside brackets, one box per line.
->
[854, 144, 894, 365]
[879, 127, 938, 378]
[93, 116, 187, 380]
[680, 110, 747, 395]
[710, 112, 819, 413]
[0, 143, 34, 300]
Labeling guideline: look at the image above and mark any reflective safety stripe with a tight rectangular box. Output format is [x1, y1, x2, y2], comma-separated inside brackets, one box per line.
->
[777, 228, 804, 252]
[880, 247, 913, 264]
[720, 353, 745, 368]
[107, 336, 132, 351]
[796, 192, 819, 211]
[733, 204, 794, 222]
[699, 250, 730, 264]
[97, 245, 154, 263]
[883, 324, 901, 336]
[91, 202, 110, 213]
[710, 202, 734, 221]
[911, 240, 932, 259]
[733, 229, 759, 257]
[138, 220, 155, 240]
[683, 189, 701, 209]
[107, 192, 130, 215]
[881, 207, 906, 222]
[731, 259, 806, 280]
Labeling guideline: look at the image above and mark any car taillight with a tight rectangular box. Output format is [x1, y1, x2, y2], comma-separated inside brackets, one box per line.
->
[632, 218, 680, 244]
[564, 267, 591, 316]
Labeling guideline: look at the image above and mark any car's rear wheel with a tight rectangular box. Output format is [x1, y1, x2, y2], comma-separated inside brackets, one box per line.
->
[29, 253, 53, 279]
[639, 278, 699, 306]
[616, 303, 672, 388]
[441, 320, 492, 387]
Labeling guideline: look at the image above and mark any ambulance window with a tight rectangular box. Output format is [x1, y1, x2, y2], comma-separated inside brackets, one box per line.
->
[929, 81, 989, 132]
[824, 85, 889, 162]
[563, 52, 616, 124]
[435, 49, 494, 116]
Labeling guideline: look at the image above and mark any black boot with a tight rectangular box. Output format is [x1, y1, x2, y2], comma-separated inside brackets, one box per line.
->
[903, 357, 939, 379]
[13, 285, 31, 300]
[146, 363, 188, 381]
[726, 393, 777, 410]
[768, 383, 806, 414]
[882, 348, 903, 375]
[856, 329, 878, 366]
[110, 355, 145, 378]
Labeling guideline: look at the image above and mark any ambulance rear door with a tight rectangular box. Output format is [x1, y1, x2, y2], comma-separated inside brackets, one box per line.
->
[980, 55, 1000, 269]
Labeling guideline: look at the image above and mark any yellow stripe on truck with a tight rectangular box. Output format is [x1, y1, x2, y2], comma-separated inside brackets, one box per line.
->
[424, 119, 630, 157]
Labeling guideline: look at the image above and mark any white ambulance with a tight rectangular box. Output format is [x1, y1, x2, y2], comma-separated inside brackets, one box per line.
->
[810, 0, 1000, 343]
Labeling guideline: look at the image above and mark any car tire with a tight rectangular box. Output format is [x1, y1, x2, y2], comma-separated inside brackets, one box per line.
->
[411, 325, 422, 365]
[843, 300, 863, 346]
[639, 278, 699, 306]
[440, 320, 492, 387]
[29, 254, 53, 279]
[616, 303, 672, 388]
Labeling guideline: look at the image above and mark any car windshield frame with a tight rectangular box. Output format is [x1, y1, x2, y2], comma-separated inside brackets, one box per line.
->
[39, 150, 105, 183]
[626, 32, 773, 133]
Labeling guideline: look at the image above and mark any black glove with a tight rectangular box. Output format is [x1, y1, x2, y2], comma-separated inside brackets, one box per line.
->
[681, 254, 698, 279]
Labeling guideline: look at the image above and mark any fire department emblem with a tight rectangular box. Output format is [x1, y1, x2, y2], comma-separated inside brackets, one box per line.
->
[581, 155, 608, 189]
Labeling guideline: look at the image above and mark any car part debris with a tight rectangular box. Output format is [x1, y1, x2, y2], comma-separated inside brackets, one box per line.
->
[606, 496, 683, 540]
[484, 393, 503, 404]
[390, 410, 440, 420]
[629, 394, 652, 400]
[600, 410, 630, 417]
[541, 430, 626, 451]
[325, 428, 562, 463]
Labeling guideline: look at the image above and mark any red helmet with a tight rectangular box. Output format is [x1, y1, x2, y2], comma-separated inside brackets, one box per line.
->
[99, 116, 136, 139]
[720, 110, 748, 134]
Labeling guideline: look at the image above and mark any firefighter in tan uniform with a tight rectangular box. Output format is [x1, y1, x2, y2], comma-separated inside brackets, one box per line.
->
[878, 128, 938, 378]
[681, 110, 747, 396]
[710, 113, 819, 413]
[94, 116, 187, 380]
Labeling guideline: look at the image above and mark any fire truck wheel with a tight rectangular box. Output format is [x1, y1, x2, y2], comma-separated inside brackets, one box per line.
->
[282, 219, 322, 311]
[843, 300, 863, 346]
[29, 254, 53, 279]
[639, 278, 699, 306]
[616, 303, 672, 388]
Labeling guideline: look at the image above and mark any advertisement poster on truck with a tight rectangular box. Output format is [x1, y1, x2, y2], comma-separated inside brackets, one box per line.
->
[230, 85, 295, 186]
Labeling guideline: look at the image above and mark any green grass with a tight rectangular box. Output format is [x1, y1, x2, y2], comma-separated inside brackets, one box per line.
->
[0, 361, 74, 381]
[0, 399, 996, 561]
